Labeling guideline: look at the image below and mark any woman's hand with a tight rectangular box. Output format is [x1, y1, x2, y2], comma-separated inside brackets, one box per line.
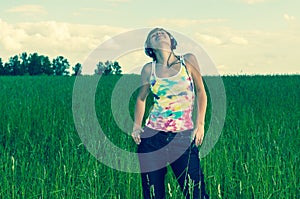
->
[131, 128, 144, 145]
[193, 125, 205, 146]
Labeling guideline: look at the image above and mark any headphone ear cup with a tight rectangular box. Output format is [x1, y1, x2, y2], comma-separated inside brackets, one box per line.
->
[170, 37, 177, 50]
[145, 47, 154, 57]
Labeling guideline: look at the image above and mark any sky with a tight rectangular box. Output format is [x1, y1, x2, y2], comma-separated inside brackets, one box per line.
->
[0, 0, 299, 75]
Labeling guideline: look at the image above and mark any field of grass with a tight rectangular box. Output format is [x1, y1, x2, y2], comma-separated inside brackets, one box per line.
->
[0, 75, 299, 198]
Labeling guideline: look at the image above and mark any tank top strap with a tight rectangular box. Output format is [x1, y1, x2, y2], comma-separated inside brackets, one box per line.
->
[179, 55, 189, 76]
[150, 61, 156, 77]
[179, 55, 186, 66]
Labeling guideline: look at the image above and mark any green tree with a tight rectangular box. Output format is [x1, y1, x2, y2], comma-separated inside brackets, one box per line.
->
[27, 53, 54, 75]
[9, 55, 24, 75]
[3, 63, 11, 75]
[40, 56, 53, 75]
[0, 58, 4, 75]
[28, 53, 43, 75]
[72, 63, 82, 76]
[95, 61, 106, 75]
[52, 56, 70, 76]
[94, 60, 122, 75]
[112, 61, 122, 75]
[103, 60, 113, 75]
[20, 52, 29, 75]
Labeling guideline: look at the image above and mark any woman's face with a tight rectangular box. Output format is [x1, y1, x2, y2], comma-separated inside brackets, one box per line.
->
[148, 29, 171, 51]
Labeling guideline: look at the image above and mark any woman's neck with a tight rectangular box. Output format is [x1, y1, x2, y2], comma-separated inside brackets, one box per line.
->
[155, 51, 178, 67]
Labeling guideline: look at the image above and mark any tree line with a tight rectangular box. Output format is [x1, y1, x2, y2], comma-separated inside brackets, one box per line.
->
[0, 52, 122, 76]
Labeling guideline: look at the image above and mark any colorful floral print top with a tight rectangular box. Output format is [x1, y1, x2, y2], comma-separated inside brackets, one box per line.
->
[145, 57, 195, 132]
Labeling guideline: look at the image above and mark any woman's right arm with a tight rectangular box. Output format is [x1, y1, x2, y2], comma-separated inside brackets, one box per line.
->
[132, 63, 151, 144]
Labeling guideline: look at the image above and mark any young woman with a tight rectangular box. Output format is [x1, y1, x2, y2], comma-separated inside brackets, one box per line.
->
[132, 27, 209, 199]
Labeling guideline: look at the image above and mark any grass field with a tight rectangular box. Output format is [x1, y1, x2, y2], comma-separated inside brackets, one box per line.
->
[0, 75, 299, 199]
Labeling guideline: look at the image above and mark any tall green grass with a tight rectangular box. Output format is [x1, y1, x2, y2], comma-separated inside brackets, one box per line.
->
[0, 75, 299, 198]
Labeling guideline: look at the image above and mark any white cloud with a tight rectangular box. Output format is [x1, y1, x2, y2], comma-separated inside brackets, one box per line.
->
[194, 30, 248, 46]
[0, 19, 28, 52]
[6, 4, 47, 16]
[215, 64, 228, 74]
[150, 18, 227, 28]
[0, 19, 127, 67]
[192, 25, 300, 74]
[195, 33, 223, 45]
[100, 35, 123, 50]
[230, 36, 248, 45]
[1, 17, 299, 75]
[2, 36, 22, 52]
[283, 14, 296, 22]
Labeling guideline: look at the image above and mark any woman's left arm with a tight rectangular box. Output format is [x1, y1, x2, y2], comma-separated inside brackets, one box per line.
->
[184, 53, 207, 146]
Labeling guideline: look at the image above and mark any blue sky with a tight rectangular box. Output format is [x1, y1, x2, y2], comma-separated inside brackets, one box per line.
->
[0, 0, 299, 74]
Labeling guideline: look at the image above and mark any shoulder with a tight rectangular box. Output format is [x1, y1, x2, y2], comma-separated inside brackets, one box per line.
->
[183, 53, 198, 67]
[182, 53, 200, 73]
[141, 62, 152, 76]
[141, 62, 153, 81]
[141, 62, 152, 73]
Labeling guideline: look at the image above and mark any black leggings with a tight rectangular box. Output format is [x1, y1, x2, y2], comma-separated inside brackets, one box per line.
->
[137, 127, 209, 199]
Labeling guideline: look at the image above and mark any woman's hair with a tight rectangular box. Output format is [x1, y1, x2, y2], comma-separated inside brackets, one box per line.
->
[144, 28, 177, 60]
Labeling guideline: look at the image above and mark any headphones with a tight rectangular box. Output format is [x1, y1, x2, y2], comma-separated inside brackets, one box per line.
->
[144, 31, 177, 59]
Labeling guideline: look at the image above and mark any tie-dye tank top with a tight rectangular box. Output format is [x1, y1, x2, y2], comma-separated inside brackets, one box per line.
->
[145, 56, 195, 132]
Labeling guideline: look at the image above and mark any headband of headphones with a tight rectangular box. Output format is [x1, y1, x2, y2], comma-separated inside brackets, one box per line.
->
[144, 28, 177, 59]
